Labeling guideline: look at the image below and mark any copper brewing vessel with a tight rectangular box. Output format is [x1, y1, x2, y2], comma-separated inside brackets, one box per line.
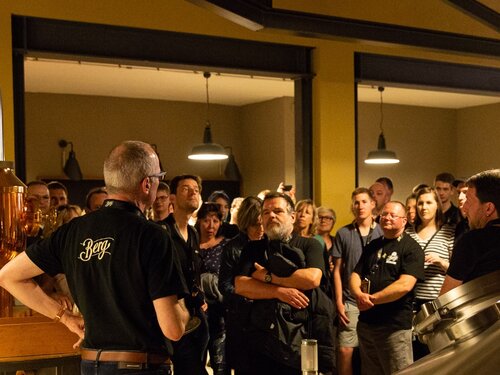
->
[0, 161, 27, 317]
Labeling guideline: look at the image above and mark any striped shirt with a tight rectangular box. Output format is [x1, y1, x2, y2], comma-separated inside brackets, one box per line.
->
[406, 224, 455, 300]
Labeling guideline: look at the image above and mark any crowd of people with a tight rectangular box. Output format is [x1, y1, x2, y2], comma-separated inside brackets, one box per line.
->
[0, 140, 498, 375]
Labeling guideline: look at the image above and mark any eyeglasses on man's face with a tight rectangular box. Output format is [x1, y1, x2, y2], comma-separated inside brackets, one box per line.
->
[379, 212, 405, 220]
[148, 171, 167, 181]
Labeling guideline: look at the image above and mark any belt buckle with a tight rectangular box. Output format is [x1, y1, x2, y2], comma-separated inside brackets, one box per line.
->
[117, 362, 145, 370]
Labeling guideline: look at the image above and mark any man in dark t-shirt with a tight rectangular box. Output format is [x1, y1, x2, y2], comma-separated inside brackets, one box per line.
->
[0, 141, 190, 374]
[351, 201, 424, 375]
[161, 174, 209, 375]
[233, 192, 333, 375]
[441, 169, 500, 295]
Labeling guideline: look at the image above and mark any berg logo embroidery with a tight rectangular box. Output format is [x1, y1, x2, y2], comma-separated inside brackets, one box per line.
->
[78, 237, 114, 261]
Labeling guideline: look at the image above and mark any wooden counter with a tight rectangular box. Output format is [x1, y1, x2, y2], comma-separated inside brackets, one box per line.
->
[0, 353, 80, 375]
[0, 316, 80, 374]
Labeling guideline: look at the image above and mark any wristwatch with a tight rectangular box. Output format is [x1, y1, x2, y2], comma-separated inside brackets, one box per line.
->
[264, 271, 272, 283]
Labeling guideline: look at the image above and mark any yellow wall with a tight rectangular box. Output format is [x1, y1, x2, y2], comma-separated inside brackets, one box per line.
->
[24, 93, 242, 181]
[456, 103, 500, 177]
[25, 93, 295, 198]
[275, 0, 499, 38]
[1, 0, 499, 225]
[239, 97, 296, 196]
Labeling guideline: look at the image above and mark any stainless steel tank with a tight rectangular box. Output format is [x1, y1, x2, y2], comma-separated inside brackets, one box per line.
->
[0, 161, 27, 317]
[396, 270, 500, 374]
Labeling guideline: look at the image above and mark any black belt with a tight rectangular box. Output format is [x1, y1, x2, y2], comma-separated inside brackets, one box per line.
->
[81, 349, 171, 367]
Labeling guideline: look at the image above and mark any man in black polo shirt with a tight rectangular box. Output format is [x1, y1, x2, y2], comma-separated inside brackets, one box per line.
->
[441, 169, 500, 294]
[161, 175, 209, 375]
[350, 201, 424, 375]
[0, 141, 190, 374]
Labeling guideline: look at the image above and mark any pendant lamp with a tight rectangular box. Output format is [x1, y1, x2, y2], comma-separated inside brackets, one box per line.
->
[188, 72, 228, 161]
[364, 86, 400, 165]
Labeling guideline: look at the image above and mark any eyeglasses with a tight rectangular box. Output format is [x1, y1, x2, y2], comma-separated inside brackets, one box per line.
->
[318, 215, 334, 221]
[380, 212, 405, 220]
[147, 171, 166, 181]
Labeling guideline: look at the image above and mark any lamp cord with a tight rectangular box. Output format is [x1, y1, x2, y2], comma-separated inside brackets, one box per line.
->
[205, 72, 211, 127]
[379, 86, 384, 134]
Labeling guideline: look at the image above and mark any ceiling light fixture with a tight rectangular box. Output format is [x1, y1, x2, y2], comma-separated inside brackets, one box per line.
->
[188, 72, 228, 161]
[364, 86, 400, 165]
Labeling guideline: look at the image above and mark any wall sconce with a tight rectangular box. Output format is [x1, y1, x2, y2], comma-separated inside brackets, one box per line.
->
[224, 147, 241, 181]
[58, 139, 83, 180]
[188, 72, 228, 161]
[364, 86, 400, 165]
[150, 144, 165, 174]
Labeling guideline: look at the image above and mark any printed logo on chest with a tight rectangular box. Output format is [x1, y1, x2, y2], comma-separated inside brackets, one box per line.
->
[385, 251, 399, 265]
[79, 237, 114, 261]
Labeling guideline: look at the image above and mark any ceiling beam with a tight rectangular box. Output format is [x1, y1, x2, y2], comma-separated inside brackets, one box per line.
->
[446, 0, 500, 32]
[187, 0, 500, 57]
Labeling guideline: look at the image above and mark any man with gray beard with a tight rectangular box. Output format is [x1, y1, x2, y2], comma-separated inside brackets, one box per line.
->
[232, 192, 333, 375]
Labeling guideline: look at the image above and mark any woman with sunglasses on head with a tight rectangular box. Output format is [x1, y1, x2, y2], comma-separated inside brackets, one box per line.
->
[405, 186, 455, 359]
[196, 202, 231, 375]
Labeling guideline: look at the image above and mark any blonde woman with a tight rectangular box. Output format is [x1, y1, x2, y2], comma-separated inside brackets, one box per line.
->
[293, 199, 318, 237]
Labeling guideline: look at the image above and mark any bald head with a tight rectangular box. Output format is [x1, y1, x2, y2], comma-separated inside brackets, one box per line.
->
[104, 141, 159, 195]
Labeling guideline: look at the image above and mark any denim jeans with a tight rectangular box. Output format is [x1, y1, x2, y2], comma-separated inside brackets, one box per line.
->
[81, 360, 172, 375]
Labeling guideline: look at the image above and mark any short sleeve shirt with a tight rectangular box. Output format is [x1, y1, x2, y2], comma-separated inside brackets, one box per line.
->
[406, 224, 455, 300]
[447, 220, 500, 283]
[160, 214, 202, 293]
[26, 199, 188, 352]
[236, 234, 325, 282]
[353, 233, 424, 329]
[332, 222, 383, 304]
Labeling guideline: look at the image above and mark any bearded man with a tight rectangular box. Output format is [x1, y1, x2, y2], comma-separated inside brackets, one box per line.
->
[232, 192, 333, 375]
